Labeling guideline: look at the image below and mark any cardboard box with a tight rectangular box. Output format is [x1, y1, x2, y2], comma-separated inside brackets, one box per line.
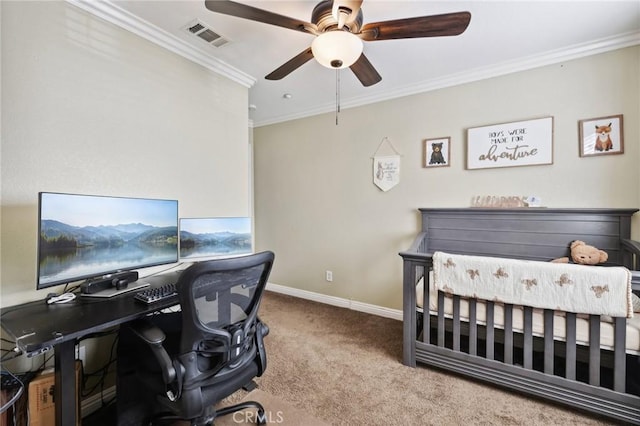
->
[27, 362, 81, 426]
[28, 372, 54, 426]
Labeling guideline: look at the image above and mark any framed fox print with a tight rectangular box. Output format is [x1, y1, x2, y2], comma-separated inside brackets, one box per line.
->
[578, 114, 623, 157]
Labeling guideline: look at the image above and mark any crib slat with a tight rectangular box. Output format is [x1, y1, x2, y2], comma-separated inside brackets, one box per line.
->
[613, 316, 626, 392]
[486, 302, 495, 360]
[469, 300, 477, 356]
[543, 309, 554, 374]
[504, 304, 514, 365]
[453, 295, 461, 351]
[423, 269, 430, 344]
[523, 306, 533, 369]
[566, 312, 577, 380]
[589, 315, 601, 386]
[437, 291, 445, 347]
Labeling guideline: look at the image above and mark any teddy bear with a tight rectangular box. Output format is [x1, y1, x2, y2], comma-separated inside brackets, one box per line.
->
[429, 143, 446, 165]
[550, 240, 608, 265]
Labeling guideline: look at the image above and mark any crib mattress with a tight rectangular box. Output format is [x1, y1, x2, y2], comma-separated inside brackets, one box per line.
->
[416, 277, 640, 354]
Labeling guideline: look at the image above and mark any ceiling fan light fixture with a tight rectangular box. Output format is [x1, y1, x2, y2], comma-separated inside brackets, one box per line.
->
[311, 31, 363, 69]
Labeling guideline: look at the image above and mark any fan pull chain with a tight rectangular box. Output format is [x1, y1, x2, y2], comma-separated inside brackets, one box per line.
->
[335, 69, 340, 125]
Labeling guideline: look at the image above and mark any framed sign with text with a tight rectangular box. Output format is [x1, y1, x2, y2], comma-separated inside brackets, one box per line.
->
[466, 116, 554, 170]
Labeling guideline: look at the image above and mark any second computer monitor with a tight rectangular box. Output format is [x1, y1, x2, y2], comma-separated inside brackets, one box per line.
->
[179, 217, 252, 260]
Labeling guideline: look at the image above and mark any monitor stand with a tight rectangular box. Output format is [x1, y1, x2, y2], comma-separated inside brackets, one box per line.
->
[80, 281, 149, 298]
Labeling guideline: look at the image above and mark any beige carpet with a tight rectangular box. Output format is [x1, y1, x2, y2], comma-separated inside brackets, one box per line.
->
[224, 291, 619, 426]
[215, 389, 329, 426]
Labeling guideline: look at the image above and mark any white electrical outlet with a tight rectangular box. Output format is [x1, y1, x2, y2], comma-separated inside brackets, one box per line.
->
[78, 345, 86, 365]
[325, 270, 333, 282]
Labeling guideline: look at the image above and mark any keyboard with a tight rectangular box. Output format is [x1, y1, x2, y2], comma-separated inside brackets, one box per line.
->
[134, 283, 178, 304]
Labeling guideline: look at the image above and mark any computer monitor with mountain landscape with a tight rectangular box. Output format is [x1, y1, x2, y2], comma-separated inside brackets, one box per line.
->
[179, 217, 252, 260]
[37, 192, 179, 290]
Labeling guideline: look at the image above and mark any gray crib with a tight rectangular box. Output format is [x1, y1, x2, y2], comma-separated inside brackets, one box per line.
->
[400, 208, 640, 424]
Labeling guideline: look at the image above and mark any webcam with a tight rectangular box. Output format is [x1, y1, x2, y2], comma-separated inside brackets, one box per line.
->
[112, 278, 129, 291]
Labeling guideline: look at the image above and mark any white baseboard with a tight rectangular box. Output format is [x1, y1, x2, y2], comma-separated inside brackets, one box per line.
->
[81, 386, 117, 417]
[265, 282, 402, 321]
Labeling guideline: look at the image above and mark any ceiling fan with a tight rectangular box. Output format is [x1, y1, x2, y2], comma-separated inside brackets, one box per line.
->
[204, 0, 471, 87]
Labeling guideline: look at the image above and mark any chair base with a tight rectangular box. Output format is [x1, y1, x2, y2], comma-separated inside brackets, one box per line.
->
[215, 400, 266, 425]
[148, 400, 266, 426]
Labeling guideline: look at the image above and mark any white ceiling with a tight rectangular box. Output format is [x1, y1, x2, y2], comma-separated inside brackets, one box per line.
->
[72, 1, 640, 127]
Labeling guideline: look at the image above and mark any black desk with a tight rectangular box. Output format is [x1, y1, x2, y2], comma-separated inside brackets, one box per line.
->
[0, 270, 182, 426]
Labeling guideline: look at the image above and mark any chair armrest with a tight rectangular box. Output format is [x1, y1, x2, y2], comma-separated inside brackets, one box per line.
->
[256, 320, 268, 376]
[129, 319, 176, 384]
[130, 318, 167, 344]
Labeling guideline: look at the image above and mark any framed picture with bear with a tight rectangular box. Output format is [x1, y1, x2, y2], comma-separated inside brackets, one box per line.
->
[424, 137, 450, 168]
[578, 114, 624, 157]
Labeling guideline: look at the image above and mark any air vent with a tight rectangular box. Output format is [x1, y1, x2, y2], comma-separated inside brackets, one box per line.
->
[188, 23, 205, 34]
[183, 20, 229, 48]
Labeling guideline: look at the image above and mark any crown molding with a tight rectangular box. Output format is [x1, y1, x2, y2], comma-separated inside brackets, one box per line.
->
[62, 0, 639, 127]
[253, 31, 640, 127]
[66, 0, 256, 89]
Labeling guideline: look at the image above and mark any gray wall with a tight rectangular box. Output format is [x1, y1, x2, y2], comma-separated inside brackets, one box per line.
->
[1, 1, 251, 307]
[253, 46, 640, 311]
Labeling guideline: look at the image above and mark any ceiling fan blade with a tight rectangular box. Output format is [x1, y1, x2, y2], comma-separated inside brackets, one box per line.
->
[359, 11, 471, 41]
[204, 0, 317, 34]
[265, 48, 315, 80]
[350, 53, 381, 87]
[332, 0, 363, 29]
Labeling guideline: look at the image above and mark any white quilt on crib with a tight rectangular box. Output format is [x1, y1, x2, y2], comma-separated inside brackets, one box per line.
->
[415, 276, 640, 353]
[432, 251, 633, 318]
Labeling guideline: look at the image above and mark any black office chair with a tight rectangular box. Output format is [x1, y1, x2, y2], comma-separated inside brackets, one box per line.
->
[117, 251, 275, 426]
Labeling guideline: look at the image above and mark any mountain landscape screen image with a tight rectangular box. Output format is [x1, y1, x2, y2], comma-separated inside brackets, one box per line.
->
[179, 217, 252, 259]
[37, 192, 179, 288]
